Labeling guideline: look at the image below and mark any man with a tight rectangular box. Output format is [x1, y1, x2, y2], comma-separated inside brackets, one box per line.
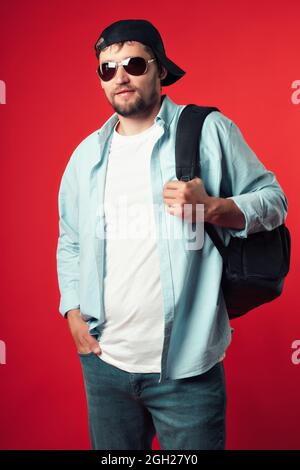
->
[56, 19, 288, 450]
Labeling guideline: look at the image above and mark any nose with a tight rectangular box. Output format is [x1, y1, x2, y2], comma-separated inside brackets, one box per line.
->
[115, 64, 130, 84]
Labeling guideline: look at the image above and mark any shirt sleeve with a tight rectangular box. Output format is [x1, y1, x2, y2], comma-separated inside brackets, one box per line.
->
[56, 149, 80, 318]
[220, 118, 288, 238]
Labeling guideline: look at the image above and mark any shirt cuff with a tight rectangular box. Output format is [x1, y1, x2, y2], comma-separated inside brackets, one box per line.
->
[225, 193, 263, 238]
[59, 289, 80, 319]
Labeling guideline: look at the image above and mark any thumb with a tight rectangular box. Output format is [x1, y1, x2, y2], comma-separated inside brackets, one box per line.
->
[87, 336, 102, 355]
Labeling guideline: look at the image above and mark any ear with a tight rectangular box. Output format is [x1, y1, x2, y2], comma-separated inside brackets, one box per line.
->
[160, 66, 168, 81]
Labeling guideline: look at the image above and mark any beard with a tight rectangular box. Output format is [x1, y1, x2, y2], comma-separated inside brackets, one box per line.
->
[110, 86, 159, 117]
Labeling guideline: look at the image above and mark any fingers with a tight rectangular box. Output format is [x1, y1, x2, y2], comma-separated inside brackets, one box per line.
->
[164, 180, 185, 189]
[166, 203, 184, 218]
[83, 335, 102, 355]
[163, 189, 178, 199]
[69, 313, 102, 355]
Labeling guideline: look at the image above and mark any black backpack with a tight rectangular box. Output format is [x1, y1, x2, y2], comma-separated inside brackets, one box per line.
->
[175, 104, 291, 319]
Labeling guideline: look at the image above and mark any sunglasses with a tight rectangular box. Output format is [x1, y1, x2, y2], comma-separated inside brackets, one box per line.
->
[96, 56, 157, 82]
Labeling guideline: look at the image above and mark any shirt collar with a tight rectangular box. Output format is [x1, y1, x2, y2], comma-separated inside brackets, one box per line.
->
[154, 93, 178, 130]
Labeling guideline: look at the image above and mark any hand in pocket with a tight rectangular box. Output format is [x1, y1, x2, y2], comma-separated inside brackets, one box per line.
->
[66, 309, 102, 355]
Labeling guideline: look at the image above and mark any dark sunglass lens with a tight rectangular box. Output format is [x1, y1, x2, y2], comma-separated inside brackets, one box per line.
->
[98, 63, 116, 81]
[125, 57, 147, 76]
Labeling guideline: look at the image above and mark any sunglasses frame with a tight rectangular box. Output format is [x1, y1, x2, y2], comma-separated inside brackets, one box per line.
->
[96, 56, 157, 81]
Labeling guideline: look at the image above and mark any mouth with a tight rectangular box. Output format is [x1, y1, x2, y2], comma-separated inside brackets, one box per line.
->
[115, 90, 135, 97]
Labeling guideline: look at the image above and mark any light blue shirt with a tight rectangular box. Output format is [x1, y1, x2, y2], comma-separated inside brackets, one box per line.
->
[56, 94, 288, 383]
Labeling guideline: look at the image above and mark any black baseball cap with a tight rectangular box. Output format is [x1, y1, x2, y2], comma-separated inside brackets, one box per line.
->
[94, 19, 186, 86]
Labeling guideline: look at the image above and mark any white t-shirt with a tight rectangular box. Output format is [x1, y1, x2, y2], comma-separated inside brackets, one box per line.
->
[98, 120, 165, 372]
[97, 119, 226, 372]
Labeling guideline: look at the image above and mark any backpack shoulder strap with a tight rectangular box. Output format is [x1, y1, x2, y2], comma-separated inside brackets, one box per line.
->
[175, 104, 219, 181]
[175, 103, 228, 261]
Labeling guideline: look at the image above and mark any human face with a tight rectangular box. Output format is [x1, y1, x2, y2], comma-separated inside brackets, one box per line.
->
[98, 42, 164, 118]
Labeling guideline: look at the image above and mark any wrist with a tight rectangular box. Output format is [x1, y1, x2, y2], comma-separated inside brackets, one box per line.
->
[204, 196, 222, 224]
[66, 309, 81, 320]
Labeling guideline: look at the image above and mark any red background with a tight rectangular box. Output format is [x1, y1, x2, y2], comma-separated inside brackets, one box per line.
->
[0, 0, 299, 450]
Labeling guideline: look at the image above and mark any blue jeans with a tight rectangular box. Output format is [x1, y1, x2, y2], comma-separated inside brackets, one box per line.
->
[78, 352, 227, 450]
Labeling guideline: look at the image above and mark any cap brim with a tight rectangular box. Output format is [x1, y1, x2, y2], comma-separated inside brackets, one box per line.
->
[154, 50, 186, 86]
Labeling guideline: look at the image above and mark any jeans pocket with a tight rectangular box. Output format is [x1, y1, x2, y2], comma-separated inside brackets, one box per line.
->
[77, 351, 94, 357]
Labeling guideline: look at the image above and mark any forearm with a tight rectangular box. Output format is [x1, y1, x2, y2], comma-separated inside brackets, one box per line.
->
[204, 196, 246, 229]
